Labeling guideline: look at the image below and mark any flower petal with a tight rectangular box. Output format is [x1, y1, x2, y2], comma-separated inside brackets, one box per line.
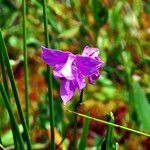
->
[53, 65, 64, 79]
[41, 47, 71, 67]
[75, 55, 103, 76]
[76, 73, 86, 92]
[88, 71, 100, 84]
[60, 54, 75, 80]
[60, 79, 77, 104]
[72, 66, 86, 93]
[82, 46, 100, 60]
[53, 54, 75, 80]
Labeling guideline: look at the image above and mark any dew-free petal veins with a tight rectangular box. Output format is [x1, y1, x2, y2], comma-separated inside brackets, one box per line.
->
[41, 47, 71, 67]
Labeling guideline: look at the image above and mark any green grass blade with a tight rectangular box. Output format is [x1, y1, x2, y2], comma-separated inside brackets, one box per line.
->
[0, 29, 32, 150]
[0, 46, 19, 150]
[114, 143, 119, 150]
[42, 1, 55, 149]
[0, 51, 9, 99]
[101, 112, 115, 150]
[66, 109, 150, 137]
[0, 82, 25, 150]
[22, 0, 30, 130]
[91, 0, 108, 28]
[105, 112, 115, 150]
[78, 112, 90, 150]
[133, 82, 150, 133]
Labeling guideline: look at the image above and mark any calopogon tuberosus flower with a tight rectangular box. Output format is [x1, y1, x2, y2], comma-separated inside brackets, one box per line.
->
[41, 46, 103, 104]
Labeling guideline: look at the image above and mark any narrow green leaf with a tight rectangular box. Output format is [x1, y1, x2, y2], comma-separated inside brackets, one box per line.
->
[133, 82, 150, 133]
[2, 125, 23, 146]
[91, 0, 108, 27]
[42, 0, 55, 149]
[78, 112, 90, 150]
[58, 25, 80, 38]
[101, 112, 115, 150]
[0, 29, 32, 150]
[0, 38, 19, 150]
[67, 109, 150, 137]
[106, 112, 115, 150]
[114, 143, 119, 150]
[47, 8, 62, 33]
[0, 82, 25, 150]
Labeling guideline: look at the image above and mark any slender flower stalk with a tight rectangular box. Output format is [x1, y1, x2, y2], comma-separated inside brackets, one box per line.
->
[42, 1, 55, 149]
[22, 0, 29, 130]
[0, 30, 32, 150]
[0, 50, 19, 150]
[41, 45, 102, 148]
[67, 109, 150, 138]
[0, 82, 25, 150]
[73, 89, 83, 150]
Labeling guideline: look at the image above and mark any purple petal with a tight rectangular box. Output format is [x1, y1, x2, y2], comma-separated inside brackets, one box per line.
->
[60, 79, 77, 104]
[72, 66, 86, 92]
[76, 73, 86, 93]
[88, 71, 100, 84]
[82, 46, 100, 60]
[41, 47, 71, 67]
[53, 54, 75, 80]
[53, 65, 64, 79]
[75, 55, 103, 76]
[60, 54, 75, 80]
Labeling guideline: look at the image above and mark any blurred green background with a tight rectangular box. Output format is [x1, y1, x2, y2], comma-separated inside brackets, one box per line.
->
[0, 0, 150, 149]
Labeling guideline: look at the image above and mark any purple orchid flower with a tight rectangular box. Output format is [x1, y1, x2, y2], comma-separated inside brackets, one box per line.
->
[41, 46, 103, 104]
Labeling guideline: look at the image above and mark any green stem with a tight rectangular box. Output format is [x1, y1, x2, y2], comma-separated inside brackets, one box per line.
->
[73, 89, 83, 150]
[0, 51, 9, 99]
[0, 82, 25, 150]
[67, 109, 150, 138]
[22, 0, 29, 130]
[0, 30, 32, 150]
[0, 51, 19, 150]
[42, 1, 55, 149]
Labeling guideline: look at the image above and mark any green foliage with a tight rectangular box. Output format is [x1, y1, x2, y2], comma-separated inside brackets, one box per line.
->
[0, 0, 150, 149]
[101, 112, 118, 150]
[132, 82, 150, 133]
[58, 25, 80, 39]
[78, 112, 90, 150]
[91, 0, 108, 28]
[2, 125, 23, 146]
[0, 95, 9, 129]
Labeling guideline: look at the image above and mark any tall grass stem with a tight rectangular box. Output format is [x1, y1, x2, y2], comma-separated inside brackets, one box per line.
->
[0, 30, 32, 150]
[0, 50, 9, 99]
[42, 1, 55, 149]
[22, 0, 30, 130]
[0, 50, 19, 150]
[67, 109, 150, 138]
[0, 82, 25, 150]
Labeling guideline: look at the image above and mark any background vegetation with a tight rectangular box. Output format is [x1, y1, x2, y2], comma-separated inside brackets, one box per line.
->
[0, 0, 150, 149]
